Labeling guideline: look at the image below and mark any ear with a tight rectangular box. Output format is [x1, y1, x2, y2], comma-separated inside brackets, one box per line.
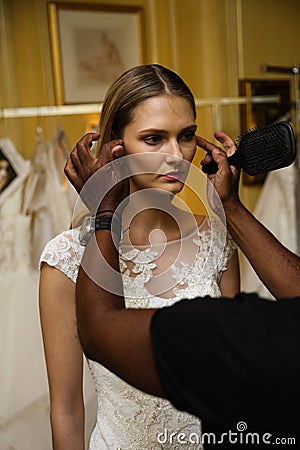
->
[112, 144, 125, 159]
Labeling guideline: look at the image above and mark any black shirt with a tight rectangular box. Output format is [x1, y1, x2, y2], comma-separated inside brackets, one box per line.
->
[151, 293, 300, 448]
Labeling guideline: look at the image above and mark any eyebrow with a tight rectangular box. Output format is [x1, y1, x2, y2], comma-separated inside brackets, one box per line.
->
[138, 124, 197, 134]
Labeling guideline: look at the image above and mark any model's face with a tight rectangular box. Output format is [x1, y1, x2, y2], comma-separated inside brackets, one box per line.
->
[122, 95, 197, 194]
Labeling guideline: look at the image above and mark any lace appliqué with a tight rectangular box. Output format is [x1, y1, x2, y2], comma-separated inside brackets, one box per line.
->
[120, 247, 158, 282]
[173, 218, 237, 299]
[39, 229, 84, 283]
[87, 359, 202, 449]
[119, 217, 237, 303]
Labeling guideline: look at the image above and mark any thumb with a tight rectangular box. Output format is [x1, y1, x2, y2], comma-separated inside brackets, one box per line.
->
[211, 147, 230, 171]
[230, 164, 241, 183]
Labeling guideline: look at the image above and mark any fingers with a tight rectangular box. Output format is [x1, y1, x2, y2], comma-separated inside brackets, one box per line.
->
[64, 156, 80, 181]
[200, 153, 212, 166]
[65, 133, 125, 189]
[210, 147, 230, 168]
[100, 139, 124, 163]
[213, 131, 236, 157]
[64, 133, 100, 189]
[230, 164, 241, 182]
[196, 132, 236, 154]
[196, 135, 228, 169]
[196, 135, 219, 154]
[75, 132, 100, 165]
[196, 132, 237, 172]
[64, 153, 84, 192]
[68, 132, 100, 172]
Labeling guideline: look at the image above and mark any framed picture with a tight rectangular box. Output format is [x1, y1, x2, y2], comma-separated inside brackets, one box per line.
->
[48, 2, 145, 104]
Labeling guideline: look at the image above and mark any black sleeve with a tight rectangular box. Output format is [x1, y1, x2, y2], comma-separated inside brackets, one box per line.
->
[150, 293, 300, 438]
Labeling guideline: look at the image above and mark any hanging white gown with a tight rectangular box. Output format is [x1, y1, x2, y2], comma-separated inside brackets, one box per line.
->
[0, 137, 95, 450]
[0, 138, 51, 448]
[21, 130, 76, 270]
[40, 215, 237, 449]
[240, 163, 297, 299]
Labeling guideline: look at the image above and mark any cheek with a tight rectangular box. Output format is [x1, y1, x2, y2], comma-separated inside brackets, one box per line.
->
[183, 144, 196, 162]
[123, 140, 146, 156]
[130, 173, 153, 187]
[181, 136, 196, 160]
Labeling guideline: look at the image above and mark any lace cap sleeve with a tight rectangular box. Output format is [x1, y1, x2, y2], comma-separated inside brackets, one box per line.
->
[221, 230, 238, 270]
[39, 229, 84, 283]
[207, 216, 238, 274]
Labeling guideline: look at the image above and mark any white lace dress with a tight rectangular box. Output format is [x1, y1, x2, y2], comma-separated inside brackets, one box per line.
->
[40, 217, 236, 450]
[0, 139, 51, 449]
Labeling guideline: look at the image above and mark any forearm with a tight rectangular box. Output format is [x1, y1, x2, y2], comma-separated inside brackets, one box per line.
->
[76, 229, 164, 396]
[39, 264, 86, 449]
[224, 200, 300, 299]
[51, 408, 84, 450]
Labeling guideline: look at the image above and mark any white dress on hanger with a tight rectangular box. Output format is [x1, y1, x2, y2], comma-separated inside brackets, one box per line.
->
[22, 129, 76, 269]
[240, 164, 297, 299]
[0, 139, 51, 448]
[40, 215, 237, 449]
[0, 136, 94, 450]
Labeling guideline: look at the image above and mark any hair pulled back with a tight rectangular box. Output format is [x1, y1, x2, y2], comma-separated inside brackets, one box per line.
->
[95, 64, 196, 155]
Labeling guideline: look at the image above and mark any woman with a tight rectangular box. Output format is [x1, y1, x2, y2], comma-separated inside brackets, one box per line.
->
[39, 64, 239, 449]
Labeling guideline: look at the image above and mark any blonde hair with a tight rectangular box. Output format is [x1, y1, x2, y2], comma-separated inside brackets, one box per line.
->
[95, 64, 196, 156]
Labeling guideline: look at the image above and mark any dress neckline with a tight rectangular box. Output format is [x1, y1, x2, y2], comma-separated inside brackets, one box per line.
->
[120, 215, 210, 256]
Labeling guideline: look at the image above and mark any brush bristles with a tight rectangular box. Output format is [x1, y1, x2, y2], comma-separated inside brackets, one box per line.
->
[202, 121, 296, 175]
[230, 121, 296, 175]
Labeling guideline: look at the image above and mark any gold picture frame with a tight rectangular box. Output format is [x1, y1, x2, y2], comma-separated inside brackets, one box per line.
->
[48, 2, 145, 104]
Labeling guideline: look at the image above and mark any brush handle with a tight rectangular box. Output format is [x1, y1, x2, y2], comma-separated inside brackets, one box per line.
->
[202, 153, 239, 174]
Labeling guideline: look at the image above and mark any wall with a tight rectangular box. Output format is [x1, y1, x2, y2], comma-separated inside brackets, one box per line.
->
[238, 0, 300, 79]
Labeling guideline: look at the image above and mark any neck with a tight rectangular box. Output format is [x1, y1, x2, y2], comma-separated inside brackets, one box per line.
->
[126, 189, 175, 224]
[123, 190, 182, 245]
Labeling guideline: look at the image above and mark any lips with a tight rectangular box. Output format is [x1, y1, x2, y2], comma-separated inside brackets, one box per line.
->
[161, 171, 184, 180]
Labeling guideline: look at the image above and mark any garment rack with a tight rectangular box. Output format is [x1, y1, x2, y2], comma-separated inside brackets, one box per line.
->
[0, 95, 280, 131]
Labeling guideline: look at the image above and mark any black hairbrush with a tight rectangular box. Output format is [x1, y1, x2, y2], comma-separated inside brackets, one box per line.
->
[202, 121, 296, 176]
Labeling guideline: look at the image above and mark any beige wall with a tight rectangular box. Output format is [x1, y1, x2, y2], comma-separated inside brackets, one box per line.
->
[1, 0, 300, 211]
[238, 0, 300, 79]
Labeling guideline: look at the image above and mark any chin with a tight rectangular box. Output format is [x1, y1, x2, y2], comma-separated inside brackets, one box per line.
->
[162, 182, 184, 195]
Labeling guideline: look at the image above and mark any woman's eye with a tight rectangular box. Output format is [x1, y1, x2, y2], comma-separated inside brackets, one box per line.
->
[144, 135, 162, 145]
[180, 133, 195, 142]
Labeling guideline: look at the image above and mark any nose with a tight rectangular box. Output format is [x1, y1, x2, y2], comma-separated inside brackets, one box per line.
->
[164, 138, 183, 161]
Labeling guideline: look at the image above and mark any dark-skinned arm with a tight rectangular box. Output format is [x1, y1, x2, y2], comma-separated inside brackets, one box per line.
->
[65, 133, 165, 396]
[76, 229, 164, 396]
[198, 132, 300, 299]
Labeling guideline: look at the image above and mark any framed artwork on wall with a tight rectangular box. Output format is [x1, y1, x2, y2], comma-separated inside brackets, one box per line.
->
[48, 2, 145, 104]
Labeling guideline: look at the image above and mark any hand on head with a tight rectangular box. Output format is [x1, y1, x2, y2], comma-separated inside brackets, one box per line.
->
[196, 131, 241, 211]
[64, 132, 129, 214]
